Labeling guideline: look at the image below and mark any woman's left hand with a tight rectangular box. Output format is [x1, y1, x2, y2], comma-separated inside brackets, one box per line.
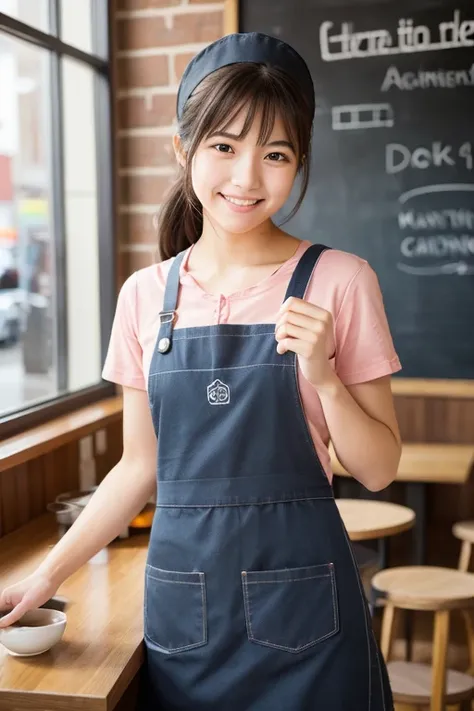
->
[275, 297, 336, 389]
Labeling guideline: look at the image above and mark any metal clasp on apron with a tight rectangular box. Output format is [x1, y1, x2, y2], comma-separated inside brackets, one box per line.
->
[160, 310, 176, 325]
[158, 310, 176, 353]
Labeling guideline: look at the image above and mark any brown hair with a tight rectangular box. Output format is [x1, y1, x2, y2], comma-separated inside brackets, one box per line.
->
[157, 62, 314, 260]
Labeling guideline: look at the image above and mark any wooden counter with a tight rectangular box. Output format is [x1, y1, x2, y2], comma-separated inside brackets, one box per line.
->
[0, 515, 148, 711]
[330, 442, 474, 484]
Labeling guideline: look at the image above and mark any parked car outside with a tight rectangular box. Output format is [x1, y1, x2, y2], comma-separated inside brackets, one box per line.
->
[0, 245, 23, 345]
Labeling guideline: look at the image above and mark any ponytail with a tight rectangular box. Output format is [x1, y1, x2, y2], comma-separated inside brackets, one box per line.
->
[157, 168, 203, 261]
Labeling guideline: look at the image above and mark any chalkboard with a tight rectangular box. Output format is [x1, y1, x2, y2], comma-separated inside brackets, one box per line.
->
[240, 0, 474, 379]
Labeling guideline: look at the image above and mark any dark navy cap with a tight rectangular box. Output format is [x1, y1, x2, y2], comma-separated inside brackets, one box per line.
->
[176, 32, 315, 121]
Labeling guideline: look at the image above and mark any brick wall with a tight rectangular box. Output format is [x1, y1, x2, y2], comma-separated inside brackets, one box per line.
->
[112, 0, 237, 282]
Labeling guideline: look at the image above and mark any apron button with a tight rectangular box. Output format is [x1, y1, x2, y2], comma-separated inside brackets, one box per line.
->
[158, 337, 170, 353]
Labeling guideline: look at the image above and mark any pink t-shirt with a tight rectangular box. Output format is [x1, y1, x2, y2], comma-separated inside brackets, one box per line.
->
[102, 240, 401, 481]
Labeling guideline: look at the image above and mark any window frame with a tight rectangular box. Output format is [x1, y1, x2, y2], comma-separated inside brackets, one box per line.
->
[0, 1, 116, 440]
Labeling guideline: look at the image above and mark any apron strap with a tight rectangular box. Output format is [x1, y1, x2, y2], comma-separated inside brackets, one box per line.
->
[283, 244, 330, 303]
[156, 249, 187, 354]
[158, 243, 330, 354]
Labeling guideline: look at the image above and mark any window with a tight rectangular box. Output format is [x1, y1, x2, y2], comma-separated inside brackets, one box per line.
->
[0, 1, 114, 432]
[60, 0, 95, 55]
[0, 0, 49, 33]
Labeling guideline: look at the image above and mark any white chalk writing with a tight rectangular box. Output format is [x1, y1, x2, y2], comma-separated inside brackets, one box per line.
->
[398, 209, 474, 231]
[320, 10, 474, 62]
[399, 184, 474, 203]
[397, 259, 474, 275]
[396, 184, 474, 276]
[381, 63, 474, 90]
[386, 142, 472, 174]
[400, 235, 474, 258]
[332, 103, 394, 130]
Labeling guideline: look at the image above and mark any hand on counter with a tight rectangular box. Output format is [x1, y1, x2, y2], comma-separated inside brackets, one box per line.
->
[0, 571, 58, 628]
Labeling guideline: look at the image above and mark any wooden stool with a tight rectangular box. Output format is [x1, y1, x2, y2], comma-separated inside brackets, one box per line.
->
[453, 521, 474, 573]
[453, 521, 474, 677]
[372, 566, 474, 711]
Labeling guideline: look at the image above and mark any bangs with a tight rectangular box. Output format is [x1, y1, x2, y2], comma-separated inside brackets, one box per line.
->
[187, 64, 302, 156]
[219, 93, 297, 152]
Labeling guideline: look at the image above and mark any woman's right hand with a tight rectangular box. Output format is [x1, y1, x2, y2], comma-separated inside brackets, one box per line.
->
[0, 572, 58, 628]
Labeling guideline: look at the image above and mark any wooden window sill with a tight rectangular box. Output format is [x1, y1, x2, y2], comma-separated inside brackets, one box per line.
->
[0, 396, 123, 473]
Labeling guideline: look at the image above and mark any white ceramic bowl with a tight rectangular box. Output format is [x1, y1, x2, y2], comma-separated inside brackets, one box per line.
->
[0, 608, 67, 656]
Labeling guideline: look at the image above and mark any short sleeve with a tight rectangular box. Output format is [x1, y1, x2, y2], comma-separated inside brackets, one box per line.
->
[334, 262, 401, 385]
[102, 272, 146, 390]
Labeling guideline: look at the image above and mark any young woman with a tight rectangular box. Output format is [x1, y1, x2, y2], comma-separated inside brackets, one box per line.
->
[0, 33, 401, 710]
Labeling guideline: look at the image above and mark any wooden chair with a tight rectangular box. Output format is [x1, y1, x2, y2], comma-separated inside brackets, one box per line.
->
[372, 566, 474, 711]
[453, 521, 474, 677]
[453, 522, 474, 574]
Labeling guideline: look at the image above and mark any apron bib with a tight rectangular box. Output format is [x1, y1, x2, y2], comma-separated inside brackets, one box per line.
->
[141, 244, 393, 710]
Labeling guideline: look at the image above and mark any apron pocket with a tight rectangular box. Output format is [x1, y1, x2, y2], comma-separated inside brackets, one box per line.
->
[241, 562, 339, 653]
[144, 565, 207, 654]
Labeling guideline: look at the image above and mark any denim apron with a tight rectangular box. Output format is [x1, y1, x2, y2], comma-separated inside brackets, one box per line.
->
[142, 244, 393, 710]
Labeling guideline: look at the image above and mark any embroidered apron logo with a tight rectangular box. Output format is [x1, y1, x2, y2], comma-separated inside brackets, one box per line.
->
[207, 379, 230, 405]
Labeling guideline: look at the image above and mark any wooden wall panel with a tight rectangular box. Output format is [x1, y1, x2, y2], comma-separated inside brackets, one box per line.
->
[394, 395, 474, 569]
[395, 397, 474, 444]
[0, 467, 17, 537]
[15, 465, 30, 528]
[28, 458, 46, 519]
[0, 421, 123, 540]
[95, 420, 123, 484]
[65, 440, 81, 493]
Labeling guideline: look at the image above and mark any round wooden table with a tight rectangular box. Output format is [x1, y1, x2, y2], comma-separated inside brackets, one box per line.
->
[336, 499, 417, 617]
[336, 499, 416, 542]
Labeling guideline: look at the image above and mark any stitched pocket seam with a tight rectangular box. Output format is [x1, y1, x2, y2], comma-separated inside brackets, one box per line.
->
[144, 569, 207, 654]
[245, 573, 331, 585]
[241, 564, 339, 654]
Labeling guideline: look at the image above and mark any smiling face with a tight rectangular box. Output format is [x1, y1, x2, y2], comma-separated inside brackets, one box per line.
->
[163, 63, 313, 258]
[186, 107, 299, 237]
